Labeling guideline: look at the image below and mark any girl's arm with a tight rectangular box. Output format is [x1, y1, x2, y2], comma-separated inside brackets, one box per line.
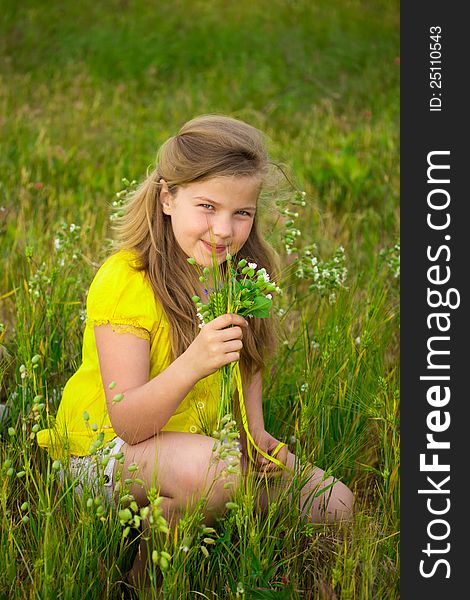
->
[95, 313, 248, 445]
[239, 369, 265, 432]
[239, 369, 288, 471]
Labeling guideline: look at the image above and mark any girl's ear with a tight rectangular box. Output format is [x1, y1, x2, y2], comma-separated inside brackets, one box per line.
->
[159, 179, 172, 215]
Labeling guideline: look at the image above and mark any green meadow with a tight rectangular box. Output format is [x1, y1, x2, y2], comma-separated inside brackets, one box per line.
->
[0, 0, 399, 598]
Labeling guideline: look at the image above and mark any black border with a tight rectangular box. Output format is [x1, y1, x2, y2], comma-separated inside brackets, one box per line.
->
[401, 3, 467, 597]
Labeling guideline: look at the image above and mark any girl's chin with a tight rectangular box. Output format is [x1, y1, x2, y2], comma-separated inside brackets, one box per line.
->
[188, 251, 226, 268]
[198, 256, 226, 268]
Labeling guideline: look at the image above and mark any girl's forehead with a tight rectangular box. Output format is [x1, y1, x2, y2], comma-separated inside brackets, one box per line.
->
[182, 175, 261, 200]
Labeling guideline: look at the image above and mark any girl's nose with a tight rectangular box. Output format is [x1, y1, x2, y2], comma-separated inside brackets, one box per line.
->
[211, 216, 233, 240]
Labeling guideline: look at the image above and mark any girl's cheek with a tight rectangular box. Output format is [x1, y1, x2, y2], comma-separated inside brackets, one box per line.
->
[242, 222, 254, 240]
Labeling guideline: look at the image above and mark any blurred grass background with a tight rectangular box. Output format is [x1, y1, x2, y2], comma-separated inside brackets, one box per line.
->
[0, 0, 399, 598]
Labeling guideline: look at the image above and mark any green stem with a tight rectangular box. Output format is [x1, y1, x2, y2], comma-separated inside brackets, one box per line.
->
[218, 364, 233, 428]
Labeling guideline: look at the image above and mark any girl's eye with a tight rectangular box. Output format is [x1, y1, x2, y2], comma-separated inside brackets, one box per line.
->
[200, 204, 214, 210]
[237, 210, 252, 217]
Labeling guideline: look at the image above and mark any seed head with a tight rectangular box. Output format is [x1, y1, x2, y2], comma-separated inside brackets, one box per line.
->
[159, 556, 169, 571]
[118, 508, 133, 523]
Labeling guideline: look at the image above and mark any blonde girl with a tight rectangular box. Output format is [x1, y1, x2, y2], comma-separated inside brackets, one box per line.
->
[37, 114, 353, 584]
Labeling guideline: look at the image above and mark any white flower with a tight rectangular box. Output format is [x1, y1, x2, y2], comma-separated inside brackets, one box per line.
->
[248, 262, 257, 270]
[257, 267, 269, 280]
[300, 383, 309, 392]
[266, 294, 272, 299]
[355, 336, 361, 346]
[69, 223, 76, 232]
[54, 238, 61, 250]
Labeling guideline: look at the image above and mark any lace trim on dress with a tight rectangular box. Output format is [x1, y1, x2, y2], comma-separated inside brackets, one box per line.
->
[89, 319, 150, 341]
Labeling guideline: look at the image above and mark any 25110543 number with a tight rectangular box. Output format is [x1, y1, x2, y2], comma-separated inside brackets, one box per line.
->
[429, 26, 442, 112]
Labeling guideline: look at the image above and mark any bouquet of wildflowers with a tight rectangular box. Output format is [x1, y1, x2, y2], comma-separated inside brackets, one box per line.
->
[188, 254, 287, 471]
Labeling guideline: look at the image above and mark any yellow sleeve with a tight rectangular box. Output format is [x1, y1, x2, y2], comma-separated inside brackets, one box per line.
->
[86, 250, 158, 340]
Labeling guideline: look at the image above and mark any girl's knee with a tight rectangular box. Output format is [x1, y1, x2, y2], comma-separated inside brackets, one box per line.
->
[202, 456, 241, 509]
[317, 478, 354, 523]
[178, 441, 241, 509]
[179, 463, 239, 526]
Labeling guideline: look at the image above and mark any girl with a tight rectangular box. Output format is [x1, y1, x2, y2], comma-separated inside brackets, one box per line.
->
[37, 114, 353, 586]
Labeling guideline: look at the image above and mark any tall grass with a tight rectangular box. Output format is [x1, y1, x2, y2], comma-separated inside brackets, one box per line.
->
[1, 0, 399, 597]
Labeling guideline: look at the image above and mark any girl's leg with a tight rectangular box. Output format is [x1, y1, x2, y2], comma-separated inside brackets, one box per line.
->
[112, 431, 240, 587]
[254, 451, 354, 524]
[113, 431, 240, 520]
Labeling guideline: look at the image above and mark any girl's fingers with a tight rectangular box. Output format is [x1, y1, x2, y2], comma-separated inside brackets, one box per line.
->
[223, 339, 243, 353]
[224, 351, 240, 363]
[218, 326, 243, 341]
[210, 314, 248, 330]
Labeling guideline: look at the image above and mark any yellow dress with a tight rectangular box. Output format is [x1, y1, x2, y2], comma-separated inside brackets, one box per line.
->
[36, 249, 220, 459]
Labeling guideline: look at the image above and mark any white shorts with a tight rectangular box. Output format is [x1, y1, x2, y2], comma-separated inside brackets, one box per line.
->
[58, 436, 126, 504]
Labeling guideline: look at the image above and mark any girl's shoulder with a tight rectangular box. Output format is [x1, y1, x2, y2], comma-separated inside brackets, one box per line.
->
[92, 248, 144, 286]
[86, 248, 162, 324]
[99, 246, 141, 269]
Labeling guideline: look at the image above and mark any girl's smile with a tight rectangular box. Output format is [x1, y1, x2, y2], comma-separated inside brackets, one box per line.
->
[160, 176, 260, 266]
[201, 240, 230, 255]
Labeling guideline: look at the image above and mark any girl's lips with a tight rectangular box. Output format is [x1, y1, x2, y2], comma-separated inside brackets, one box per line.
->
[202, 240, 227, 254]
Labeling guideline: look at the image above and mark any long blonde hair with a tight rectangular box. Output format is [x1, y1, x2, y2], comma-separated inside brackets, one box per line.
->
[112, 114, 279, 380]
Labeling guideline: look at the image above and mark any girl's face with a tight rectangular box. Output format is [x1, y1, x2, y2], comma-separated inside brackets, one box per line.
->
[160, 175, 260, 267]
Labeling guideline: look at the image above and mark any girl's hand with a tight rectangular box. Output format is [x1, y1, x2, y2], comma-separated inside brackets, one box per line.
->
[182, 313, 248, 382]
[247, 429, 289, 475]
